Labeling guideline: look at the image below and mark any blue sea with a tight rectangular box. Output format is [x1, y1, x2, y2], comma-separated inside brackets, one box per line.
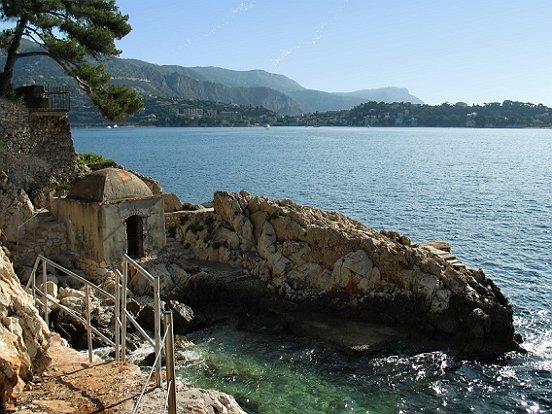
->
[73, 126, 551, 413]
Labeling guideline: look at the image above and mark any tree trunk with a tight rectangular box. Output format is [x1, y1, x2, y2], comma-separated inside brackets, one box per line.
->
[0, 18, 27, 97]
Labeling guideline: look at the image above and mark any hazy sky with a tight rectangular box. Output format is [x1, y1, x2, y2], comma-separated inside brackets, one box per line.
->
[46, 1, 552, 105]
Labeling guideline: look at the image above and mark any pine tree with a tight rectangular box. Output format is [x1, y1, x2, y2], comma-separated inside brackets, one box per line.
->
[0, 0, 143, 121]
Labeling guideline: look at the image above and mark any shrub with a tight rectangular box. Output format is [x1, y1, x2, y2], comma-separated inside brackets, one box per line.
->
[77, 152, 118, 170]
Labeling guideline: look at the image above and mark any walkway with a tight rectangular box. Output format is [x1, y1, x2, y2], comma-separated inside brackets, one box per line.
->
[15, 336, 144, 413]
[14, 336, 245, 414]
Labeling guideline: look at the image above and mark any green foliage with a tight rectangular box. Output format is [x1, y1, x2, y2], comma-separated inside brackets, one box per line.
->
[0, 0, 143, 120]
[77, 152, 117, 170]
[326, 212, 338, 222]
[287, 203, 305, 213]
[91, 84, 144, 122]
[125, 96, 282, 127]
[56, 179, 73, 191]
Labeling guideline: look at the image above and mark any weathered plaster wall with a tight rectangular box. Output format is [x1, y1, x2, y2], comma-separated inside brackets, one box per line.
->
[51, 198, 103, 262]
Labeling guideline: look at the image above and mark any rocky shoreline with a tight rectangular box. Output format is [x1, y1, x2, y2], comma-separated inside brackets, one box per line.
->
[1, 176, 524, 412]
[158, 191, 522, 358]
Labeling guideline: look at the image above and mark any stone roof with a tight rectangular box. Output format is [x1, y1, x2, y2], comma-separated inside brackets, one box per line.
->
[67, 168, 153, 202]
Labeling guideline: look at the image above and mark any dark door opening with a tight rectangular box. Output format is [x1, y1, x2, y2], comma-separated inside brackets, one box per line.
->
[126, 215, 144, 259]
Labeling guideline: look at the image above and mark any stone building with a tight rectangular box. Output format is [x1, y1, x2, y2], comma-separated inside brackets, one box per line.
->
[51, 168, 165, 277]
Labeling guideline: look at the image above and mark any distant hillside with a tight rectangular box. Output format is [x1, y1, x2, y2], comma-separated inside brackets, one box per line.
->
[286, 87, 423, 114]
[337, 87, 423, 105]
[104, 59, 423, 112]
[104, 59, 302, 115]
[183, 66, 305, 93]
[1, 41, 424, 123]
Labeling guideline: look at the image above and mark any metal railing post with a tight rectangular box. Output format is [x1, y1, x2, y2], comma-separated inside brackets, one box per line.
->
[154, 276, 161, 387]
[85, 285, 93, 363]
[121, 261, 128, 361]
[163, 310, 177, 414]
[114, 271, 120, 362]
[41, 257, 49, 326]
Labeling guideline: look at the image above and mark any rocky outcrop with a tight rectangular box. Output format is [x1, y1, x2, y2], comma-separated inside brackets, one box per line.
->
[0, 172, 34, 242]
[0, 243, 50, 405]
[172, 191, 520, 357]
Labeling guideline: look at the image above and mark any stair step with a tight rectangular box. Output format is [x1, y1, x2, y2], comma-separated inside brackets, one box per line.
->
[449, 260, 466, 269]
[438, 253, 456, 261]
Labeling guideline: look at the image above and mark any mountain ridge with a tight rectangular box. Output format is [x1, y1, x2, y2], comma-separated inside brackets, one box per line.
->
[104, 57, 424, 112]
[1, 41, 424, 121]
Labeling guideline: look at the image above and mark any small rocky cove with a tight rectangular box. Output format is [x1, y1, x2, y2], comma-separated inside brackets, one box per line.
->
[1, 183, 523, 412]
[0, 97, 524, 412]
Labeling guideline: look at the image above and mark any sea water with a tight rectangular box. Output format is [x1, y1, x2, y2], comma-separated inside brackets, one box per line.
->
[73, 126, 551, 413]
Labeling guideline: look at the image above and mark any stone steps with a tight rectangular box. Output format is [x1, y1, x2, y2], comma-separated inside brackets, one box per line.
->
[419, 243, 467, 270]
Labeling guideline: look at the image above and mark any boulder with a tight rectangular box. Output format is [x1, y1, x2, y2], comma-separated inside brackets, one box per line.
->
[130, 170, 162, 194]
[166, 299, 203, 334]
[162, 193, 182, 213]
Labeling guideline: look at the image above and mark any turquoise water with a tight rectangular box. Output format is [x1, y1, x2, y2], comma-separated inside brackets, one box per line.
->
[73, 127, 551, 413]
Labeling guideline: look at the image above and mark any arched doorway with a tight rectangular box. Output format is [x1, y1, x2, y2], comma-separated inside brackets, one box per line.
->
[126, 215, 144, 258]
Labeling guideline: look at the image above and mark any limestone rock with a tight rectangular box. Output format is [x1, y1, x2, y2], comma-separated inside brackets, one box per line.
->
[173, 191, 520, 357]
[166, 299, 198, 334]
[129, 383, 246, 414]
[162, 192, 182, 212]
[0, 172, 34, 242]
[0, 242, 50, 404]
[130, 170, 162, 194]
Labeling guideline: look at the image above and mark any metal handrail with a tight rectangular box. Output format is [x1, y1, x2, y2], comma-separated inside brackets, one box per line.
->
[27, 254, 120, 362]
[131, 324, 170, 414]
[27, 254, 177, 414]
[28, 255, 115, 300]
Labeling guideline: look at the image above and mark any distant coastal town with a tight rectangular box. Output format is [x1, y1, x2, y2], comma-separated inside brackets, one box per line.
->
[98, 98, 552, 129]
